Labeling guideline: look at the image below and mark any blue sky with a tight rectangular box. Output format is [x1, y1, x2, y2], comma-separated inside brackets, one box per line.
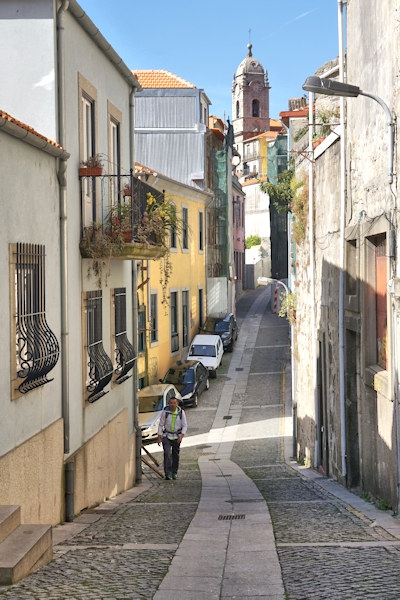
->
[78, 0, 340, 120]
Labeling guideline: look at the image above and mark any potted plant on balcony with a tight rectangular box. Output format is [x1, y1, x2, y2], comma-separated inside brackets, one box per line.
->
[107, 202, 133, 243]
[79, 154, 104, 177]
[123, 183, 132, 197]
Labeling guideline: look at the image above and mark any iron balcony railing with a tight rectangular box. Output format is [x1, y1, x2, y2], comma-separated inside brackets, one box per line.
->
[79, 170, 166, 259]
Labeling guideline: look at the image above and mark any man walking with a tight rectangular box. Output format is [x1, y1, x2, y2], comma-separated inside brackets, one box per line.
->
[157, 397, 187, 480]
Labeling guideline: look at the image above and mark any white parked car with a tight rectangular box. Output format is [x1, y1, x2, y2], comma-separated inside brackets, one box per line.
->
[138, 383, 182, 441]
[187, 334, 223, 378]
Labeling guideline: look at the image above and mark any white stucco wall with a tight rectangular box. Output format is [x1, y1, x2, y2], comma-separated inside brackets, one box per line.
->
[61, 8, 137, 456]
[0, 131, 62, 455]
[0, 0, 57, 141]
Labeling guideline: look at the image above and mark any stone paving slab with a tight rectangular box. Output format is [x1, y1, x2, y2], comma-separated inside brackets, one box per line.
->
[3, 288, 400, 598]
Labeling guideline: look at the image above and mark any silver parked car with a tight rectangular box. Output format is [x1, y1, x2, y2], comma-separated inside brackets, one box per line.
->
[138, 383, 182, 441]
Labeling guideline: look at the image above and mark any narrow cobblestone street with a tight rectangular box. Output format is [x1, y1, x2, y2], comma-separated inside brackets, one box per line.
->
[1, 286, 400, 599]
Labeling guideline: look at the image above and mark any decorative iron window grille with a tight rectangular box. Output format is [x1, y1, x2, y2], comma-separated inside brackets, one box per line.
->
[113, 287, 135, 384]
[14, 243, 60, 394]
[85, 290, 113, 403]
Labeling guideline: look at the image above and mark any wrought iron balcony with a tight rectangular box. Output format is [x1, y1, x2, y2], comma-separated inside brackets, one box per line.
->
[79, 171, 168, 260]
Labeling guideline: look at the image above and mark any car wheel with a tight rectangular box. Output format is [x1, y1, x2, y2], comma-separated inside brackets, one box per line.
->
[211, 369, 217, 379]
[206, 378, 210, 390]
[192, 393, 198, 408]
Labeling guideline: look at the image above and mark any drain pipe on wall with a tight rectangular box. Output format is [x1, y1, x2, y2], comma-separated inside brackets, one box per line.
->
[337, 0, 347, 481]
[57, 0, 71, 456]
[307, 92, 318, 468]
[129, 87, 142, 483]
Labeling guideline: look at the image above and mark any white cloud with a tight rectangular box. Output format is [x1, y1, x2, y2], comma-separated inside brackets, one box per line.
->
[33, 69, 55, 91]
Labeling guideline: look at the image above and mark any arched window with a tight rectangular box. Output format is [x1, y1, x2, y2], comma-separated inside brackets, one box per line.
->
[252, 99, 259, 117]
[236, 101, 240, 119]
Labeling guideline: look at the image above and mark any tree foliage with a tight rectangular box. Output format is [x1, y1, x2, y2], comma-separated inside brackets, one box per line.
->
[260, 166, 308, 244]
[260, 168, 294, 213]
[245, 234, 261, 249]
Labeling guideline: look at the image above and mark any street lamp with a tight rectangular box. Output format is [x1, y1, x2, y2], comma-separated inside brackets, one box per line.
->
[302, 76, 394, 185]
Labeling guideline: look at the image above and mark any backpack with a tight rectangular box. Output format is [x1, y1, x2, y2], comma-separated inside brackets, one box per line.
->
[163, 406, 183, 434]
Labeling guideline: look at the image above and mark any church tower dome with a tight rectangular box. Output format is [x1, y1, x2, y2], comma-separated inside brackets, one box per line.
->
[232, 44, 271, 164]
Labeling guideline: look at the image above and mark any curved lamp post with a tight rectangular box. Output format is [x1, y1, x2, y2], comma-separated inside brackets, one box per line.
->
[302, 76, 394, 185]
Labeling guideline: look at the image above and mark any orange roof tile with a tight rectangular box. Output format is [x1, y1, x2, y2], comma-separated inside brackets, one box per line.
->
[132, 69, 196, 89]
[270, 118, 282, 128]
[135, 162, 158, 175]
[0, 109, 62, 149]
[245, 130, 279, 143]
[242, 176, 267, 186]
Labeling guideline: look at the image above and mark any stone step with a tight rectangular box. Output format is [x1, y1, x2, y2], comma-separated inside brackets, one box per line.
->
[0, 506, 20, 545]
[0, 524, 53, 585]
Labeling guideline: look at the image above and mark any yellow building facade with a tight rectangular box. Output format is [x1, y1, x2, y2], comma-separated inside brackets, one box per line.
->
[135, 168, 210, 386]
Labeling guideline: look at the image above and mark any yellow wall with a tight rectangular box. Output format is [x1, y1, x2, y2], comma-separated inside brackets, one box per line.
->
[260, 137, 268, 177]
[137, 180, 208, 385]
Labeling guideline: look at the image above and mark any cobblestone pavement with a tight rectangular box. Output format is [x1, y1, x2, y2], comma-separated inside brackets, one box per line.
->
[1, 287, 400, 599]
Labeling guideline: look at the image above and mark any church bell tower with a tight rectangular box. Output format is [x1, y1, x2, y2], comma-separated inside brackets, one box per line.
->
[232, 44, 270, 166]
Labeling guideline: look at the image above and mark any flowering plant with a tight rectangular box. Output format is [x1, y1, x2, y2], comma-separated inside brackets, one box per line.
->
[135, 192, 182, 246]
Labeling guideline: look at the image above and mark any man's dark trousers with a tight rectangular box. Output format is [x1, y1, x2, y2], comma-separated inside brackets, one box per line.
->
[162, 436, 180, 476]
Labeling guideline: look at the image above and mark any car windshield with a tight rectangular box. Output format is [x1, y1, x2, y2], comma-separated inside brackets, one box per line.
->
[190, 344, 216, 357]
[182, 370, 195, 384]
[202, 319, 218, 332]
[215, 321, 229, 333]
[139, 395, 163, 413]
[164, 369, 183, 385]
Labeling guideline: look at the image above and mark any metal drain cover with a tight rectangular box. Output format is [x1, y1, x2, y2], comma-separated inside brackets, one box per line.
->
[218, 514, 245, 520]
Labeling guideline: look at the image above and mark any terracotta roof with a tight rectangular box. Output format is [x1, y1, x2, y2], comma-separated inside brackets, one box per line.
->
[0, 109, 62, 149]
[270, 118, 282, 129]
[132, 69, 196, 89]
[135, 162, 158, 175]
[280, 107, 308, 118]
[242, 176, 267, 187]
[245, 130, 279, 143]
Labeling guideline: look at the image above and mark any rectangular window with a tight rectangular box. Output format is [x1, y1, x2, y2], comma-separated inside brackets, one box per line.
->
[84, 290, 113, 403]
[138, 306, 146, 353]
[150, 292, 158, 343]
[182, 207, 189, 250]
[113, 287, 135, 384]
[170, 291, 179, 352]
[109, 118, 120, 205]
[182, 290, 189, 348]
[198, 288, 204, 329]
[11, 243, 59, 397]
[81, 93, 96, 225]
[375, 237, 387, 369]
[199, 211, 204, 251]
[365, 233, 387, 370]
[82, 95, 95, 163]
[170, 204, 177, 249]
